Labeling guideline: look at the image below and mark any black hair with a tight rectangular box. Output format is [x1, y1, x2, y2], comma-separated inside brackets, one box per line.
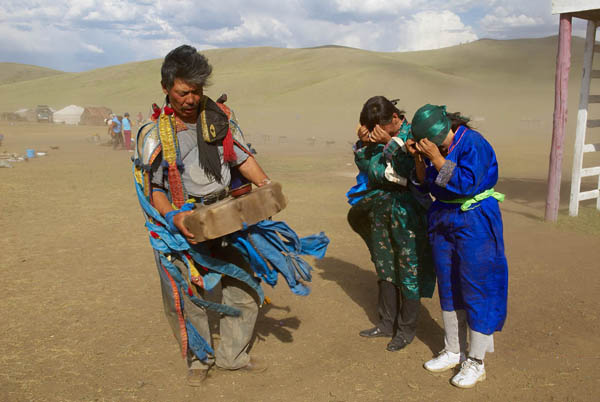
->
[161, 45, 213, 90]
[447, 111, 472, 132]
[359, 96, 405, 131]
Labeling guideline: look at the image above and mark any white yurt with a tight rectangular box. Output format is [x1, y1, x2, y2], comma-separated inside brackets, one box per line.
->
[53, 105, 84, 125]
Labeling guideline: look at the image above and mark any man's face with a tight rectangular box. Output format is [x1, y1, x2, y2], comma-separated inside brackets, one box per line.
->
[163, 78, 203, 122]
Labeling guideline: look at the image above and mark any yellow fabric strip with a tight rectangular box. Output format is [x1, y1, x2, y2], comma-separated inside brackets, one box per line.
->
[158, 113, 178, 164]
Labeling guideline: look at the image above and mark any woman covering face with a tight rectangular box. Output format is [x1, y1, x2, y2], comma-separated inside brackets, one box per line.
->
[407, 104, 508, 389]
[347, 96, 436, 353]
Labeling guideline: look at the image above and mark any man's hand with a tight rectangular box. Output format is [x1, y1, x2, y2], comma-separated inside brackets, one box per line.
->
[370, 125, 392, 144]
[357, 124, 370, 142]
[416, 138, 445, 171]
[172, 210, 197, 244]
[152, 189, 198, 244]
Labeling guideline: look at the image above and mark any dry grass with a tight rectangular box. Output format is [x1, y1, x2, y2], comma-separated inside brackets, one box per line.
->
[0, 62, 63, 85]
[557, 205, 600, 235]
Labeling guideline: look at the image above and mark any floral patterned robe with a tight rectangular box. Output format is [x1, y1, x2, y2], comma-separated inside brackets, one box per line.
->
[347, 121, 435, 299]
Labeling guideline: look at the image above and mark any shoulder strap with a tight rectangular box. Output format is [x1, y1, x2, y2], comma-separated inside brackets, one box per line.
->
[216, 100, 254, 158]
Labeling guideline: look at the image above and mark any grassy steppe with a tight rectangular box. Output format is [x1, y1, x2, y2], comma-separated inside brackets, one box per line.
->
[0, 62, 63, 85]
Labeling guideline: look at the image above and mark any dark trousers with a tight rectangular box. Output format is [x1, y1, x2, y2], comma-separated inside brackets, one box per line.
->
[377, 280, 420, 343]
[112, 131, 123, 149]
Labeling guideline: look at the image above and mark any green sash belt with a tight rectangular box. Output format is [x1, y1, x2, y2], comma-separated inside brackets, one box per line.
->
[439, 188, 505, 211]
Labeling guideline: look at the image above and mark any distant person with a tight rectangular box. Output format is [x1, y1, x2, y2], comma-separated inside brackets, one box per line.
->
[109, 114, 123, 149]
[407, 104, 508, 389]
[106, 114, 115, 141]
[122, 112, 132, 150]
[136, 111, 143, 125]
[347, 96, 435, 352]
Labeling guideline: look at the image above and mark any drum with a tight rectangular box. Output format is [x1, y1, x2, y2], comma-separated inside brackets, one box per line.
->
[183, 182, 287, 242]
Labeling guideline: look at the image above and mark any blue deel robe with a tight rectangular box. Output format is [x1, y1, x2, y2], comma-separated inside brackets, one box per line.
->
[419, 126, 508, 335]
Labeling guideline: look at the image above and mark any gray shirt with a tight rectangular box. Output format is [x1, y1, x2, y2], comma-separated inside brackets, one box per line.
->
[151, 123, 249, 197]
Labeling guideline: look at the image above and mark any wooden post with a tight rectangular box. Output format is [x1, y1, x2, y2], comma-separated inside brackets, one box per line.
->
[545, 13, 572, 222]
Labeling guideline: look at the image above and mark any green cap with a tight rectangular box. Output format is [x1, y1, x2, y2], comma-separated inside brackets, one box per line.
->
[411, 104, 451, 145]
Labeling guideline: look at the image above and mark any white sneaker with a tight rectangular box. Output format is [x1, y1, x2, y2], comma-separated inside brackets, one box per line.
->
[451, 358, 486, 388]
[423, 350, 466, 373]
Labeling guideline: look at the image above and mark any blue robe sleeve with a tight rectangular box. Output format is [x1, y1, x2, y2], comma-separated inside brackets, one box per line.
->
[433, 132, 496, 197]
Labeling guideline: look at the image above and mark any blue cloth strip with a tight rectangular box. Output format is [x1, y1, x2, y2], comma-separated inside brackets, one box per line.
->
[159, 254, 241, 316]
[186, 320, 214, 362]
[187, 248, 265, 304]
[134, 169, 260, 298]
[229, 220, 330, 296]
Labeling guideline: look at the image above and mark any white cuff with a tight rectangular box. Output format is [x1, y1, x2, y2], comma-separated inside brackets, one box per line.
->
[391, 137, 407, 153]
[384, 162, 407, 186]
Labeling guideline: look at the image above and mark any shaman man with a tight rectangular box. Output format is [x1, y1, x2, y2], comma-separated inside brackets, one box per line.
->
[137, 45, 271, 386]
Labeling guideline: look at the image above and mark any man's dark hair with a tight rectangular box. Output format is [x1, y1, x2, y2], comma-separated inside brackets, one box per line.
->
[359, 96, 405, 132]
[161, 45, 212, 90]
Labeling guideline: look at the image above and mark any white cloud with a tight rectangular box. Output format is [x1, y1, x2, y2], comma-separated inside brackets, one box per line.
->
[82, 43, 104, 54]
[207, 15, 293, 44]
[481, 6, 543, 32]
[397, 11, 478, 51]
[0, 0, 565, 71]
[333, 0, 413, 14]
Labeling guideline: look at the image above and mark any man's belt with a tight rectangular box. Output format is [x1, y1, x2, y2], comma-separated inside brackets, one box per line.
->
[196, 188, 229, 205]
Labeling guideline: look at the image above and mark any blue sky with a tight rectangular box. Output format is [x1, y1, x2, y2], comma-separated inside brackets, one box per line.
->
[0, 0, 583, 72]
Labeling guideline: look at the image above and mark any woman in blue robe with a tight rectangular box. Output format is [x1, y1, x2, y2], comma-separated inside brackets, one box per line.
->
[406, 104, 508, 389]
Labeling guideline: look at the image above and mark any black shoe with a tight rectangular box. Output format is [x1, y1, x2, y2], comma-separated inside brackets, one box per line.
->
[386, 336, 410, 352]
[359, 327, 393, 338]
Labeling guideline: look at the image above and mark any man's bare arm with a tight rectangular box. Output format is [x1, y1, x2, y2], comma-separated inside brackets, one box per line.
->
[237, 156, 270, 186]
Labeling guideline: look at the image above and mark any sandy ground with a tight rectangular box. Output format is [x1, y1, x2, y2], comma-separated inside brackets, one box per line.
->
[1, 121, 599, 402]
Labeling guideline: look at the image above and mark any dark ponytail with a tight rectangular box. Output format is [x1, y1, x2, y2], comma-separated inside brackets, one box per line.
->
[447, 111, 472, 132]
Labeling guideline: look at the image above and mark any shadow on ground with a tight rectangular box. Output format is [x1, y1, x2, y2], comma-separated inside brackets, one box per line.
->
[253, 303, 300, 344]
[477, 176, 589, 222]
[497, 176, 574, 211]
[205, 288, 300, 350]
[315, 256, 443, 354]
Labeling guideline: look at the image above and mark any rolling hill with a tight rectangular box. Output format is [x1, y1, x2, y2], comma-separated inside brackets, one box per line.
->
[0, 36, 589, 155]
[0, 62, 64, 85]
